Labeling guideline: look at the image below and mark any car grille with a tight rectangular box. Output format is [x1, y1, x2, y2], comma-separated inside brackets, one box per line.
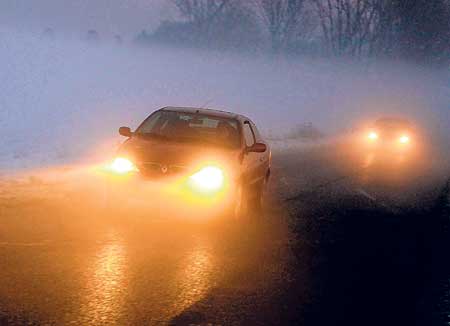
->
[137, 162, 189, 178]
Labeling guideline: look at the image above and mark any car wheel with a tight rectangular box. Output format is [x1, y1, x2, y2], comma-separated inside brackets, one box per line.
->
[249, 178, 267, 217]
[227, 184, 248, 220]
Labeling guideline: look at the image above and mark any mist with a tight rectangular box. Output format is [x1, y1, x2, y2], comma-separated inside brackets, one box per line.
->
[0, 28, 448, 171]
[1, 3, 450, 324]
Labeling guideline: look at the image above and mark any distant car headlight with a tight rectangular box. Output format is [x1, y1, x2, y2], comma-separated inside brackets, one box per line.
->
[368, 132, 378, 141]
[110, 157, 138, 174]
[399, 135, 410, 144]
[188, 166, 225, 193]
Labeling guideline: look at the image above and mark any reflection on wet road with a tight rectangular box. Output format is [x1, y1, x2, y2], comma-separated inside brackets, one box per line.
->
[80, 230, 127, 325]
[174, 240, 213, 311]
[0, 186, 288, 326]
[0, 144, 448, 325]
[0, 226, 187, 325]
[74, 228, 215, 325]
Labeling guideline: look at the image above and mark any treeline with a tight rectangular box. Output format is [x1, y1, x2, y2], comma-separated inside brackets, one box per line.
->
[137, 0, 450, 65]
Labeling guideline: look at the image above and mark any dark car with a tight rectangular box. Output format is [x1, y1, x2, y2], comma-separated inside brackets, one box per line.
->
[106, 107, 271, 219]
[356, 117, 425, 172]
[366, 118, 414, 146]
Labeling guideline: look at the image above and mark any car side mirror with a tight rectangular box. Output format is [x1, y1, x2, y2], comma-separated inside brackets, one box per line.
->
[119, 126, 132, 137]
[247, 143, 267, 153]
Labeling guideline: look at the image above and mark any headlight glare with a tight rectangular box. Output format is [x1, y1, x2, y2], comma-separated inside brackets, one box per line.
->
[188, 166, 224, 192]
[110, 157, 137, 174]
[399, 135, 410, 144]
[368, 132, 378, 140]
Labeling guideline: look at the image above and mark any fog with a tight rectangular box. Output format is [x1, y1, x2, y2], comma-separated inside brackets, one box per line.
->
[0, 0, 169, 36]
[0, 29, 448, 171]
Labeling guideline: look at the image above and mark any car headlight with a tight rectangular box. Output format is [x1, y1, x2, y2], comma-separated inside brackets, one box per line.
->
[399, 135, 410, 144]
[368, 131, 378, 141]
[188, 166, 225, 193]
[110, 157, 138, 174]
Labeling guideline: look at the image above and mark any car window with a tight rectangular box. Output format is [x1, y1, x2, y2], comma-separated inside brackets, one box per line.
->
[243, 123, 255, 147]
[250, 121, 262, 142]
[137, 111, 164, 134]
[135, 111, 240, 148]
[375, 119, 411, 130]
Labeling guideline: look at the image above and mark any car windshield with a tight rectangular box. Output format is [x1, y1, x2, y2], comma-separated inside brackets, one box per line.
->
[135, 110, 241, 149]
[374, 118, 411, 131]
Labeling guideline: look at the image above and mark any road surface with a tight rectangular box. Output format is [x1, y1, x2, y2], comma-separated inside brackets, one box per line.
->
[0, 143, 449, 325]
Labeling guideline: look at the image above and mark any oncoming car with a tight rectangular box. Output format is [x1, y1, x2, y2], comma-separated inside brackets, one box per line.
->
[104, 107, 271, 219]
[364, 118, 415, 148]
[358, 117, 423, 169]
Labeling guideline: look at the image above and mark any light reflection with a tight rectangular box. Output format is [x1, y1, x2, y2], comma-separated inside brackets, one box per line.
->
[80, 231, 127, 325]
[173, 240, 214, 312]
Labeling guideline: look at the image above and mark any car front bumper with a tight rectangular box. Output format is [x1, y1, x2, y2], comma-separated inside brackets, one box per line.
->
[102, 172, 237, 218]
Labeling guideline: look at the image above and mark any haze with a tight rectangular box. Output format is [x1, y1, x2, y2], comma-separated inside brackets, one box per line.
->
[0, 1, 448, 171]
[0, 0, 169, 37]
[1, 2, 450, 325]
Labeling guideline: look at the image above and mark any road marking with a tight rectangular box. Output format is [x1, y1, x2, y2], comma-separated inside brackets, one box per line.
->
[355, 188, 376, 201]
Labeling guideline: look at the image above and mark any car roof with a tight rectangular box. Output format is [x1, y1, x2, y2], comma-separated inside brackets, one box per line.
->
[160, 106, 249, 122]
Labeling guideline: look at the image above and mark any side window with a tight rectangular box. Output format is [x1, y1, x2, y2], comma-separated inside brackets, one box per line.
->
[137, 112, 162, 134]
[243, 122, 255, 147]
[250, 121, 262, 142]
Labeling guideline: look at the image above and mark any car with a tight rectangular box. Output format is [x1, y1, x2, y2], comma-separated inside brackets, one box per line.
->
[357, 117, 424, 170]
[105, 106, 271, 219]
[365, 118, 414, 147]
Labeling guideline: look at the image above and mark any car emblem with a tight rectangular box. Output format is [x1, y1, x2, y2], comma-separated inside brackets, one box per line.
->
[161, 165, 168, 174]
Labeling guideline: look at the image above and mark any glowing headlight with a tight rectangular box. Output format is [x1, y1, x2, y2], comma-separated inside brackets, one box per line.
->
[368, 132, 378, 140]
[399, 135, 410, 144]
[110, 157, 137, 174]
[188, 166, 224, 192]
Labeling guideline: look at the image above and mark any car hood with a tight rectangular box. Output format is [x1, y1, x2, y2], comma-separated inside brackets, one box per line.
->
[119, 136, 241, 170]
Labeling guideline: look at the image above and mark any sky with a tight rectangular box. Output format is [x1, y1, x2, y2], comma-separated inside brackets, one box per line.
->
[0, 0, 171, 38]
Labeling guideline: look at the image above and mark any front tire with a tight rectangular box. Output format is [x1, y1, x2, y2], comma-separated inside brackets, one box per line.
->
[248, 178, 267, 217]
[226, 185, 248, 220]
[227, 178, 267, 221]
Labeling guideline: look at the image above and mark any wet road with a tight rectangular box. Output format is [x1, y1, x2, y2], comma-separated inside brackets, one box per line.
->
[0, 177, 291, 325]
[0, 143, 449, 325]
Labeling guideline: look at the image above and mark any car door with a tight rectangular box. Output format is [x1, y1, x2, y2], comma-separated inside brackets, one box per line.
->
[241, 121, 264, 187]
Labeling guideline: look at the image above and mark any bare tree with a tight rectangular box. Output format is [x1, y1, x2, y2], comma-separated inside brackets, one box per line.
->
[312, 0, 378, 57]
[170, 0, 261, 49]
[376, 0, 450, 63]
[172, 0, 230, 33]
[253, 0, 312, 52]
